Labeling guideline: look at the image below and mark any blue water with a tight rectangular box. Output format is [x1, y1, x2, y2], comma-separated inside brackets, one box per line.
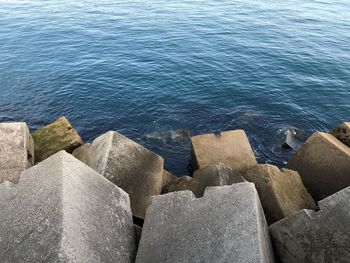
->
[1, 0, 350, 175]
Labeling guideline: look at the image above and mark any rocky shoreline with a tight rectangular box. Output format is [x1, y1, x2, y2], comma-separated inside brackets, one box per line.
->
[0, 116, 349, 262]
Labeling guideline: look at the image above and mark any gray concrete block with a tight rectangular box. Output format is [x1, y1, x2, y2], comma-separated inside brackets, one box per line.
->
[269, 186, 350, 263]
[0, 151, 136, 262]
[0, 122, 34, 183]
[191, 130, 257, 173]
[136, 182, 275, 263]
[73, 131, 164, 219]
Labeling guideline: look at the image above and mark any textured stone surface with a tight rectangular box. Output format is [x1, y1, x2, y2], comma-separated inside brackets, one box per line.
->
[161, 169, 177, 192]
[191, 130, 257, 172]
[287, 132, 350, 200]
[73, 131, 164, 219]
[164, 164, 245, 197]
[270, 186, 350, 263]
[0, 151, 136, 262]
[163, 176, 202, 197]
[136, 183, 275, 263]
[0, 122, 34, 183]
[330, 122, 350, 147]
[244, 164, 316, 224]
[32, 116, 83, 163]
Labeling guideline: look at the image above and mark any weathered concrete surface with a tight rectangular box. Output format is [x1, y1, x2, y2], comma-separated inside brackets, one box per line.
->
[32, 116, 83, 162]
[163, 176, 202, 197]
[330, 122, 350, 147]
[161, 169, 177, 192]
[269, 186, 350, 263]
[287, 132, 350, 200]
[136, 183, 275, 263]
[0, 151, 136, 262]
[0, 122, 34, 183]
[191, 130, 257, 172]
[193, 163, 245, 187]
[163, 164, 245, 197]
[73, 131, 164, 219]
[243, 164, 317, 224]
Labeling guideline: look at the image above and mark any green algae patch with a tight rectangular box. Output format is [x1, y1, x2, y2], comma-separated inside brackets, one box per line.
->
[32, 116, 83, 163]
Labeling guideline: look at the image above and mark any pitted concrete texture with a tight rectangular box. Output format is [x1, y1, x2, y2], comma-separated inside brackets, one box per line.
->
[270, 186, 350, 263]
[0, 151, 136, 262]
[73, 131, 163, 219]
[0, 122, 34, 183]
[164, 163, 245, 197]
[287, 132, 350, 200]
[330, 122, 350, 147]
[243, 164, 316, 224]
[32, 116, 83, 162]
[136, 182, 275, 263]
[191, 130, 257, 173]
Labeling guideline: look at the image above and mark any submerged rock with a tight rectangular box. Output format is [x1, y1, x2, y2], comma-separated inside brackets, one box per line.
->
[287, 132, 350, 200]
[269, 186, 350, 263]
[243, 164, 316, 224]
[0, 151, 136, 262]
[136, 183, 275, 263]
[330, 122, 350, 147]
[32, 116, 83, 162]
[0, 122, 34, 183]
[73, 131, 164, 219]
[281, 127, 305, 151]
[191, 130, 257, 173]
[145, 129, 191, 143]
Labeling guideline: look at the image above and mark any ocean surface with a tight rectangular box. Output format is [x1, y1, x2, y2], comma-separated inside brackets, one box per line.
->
[1, 0, 349, 175]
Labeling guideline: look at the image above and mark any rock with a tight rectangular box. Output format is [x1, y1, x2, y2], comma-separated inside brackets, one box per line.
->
[0, 122, 34, 183]
[269, 186, 350, 263]
[281, 127, 305, 151]
[161, 170, 177, 192]
[32, 116, 83, 163]
[163, 164, 245, 198]
[287, 132, 350, 200]
[73, 131, 164, 219]
[330, 122, 350, 147]
[0, 151, 136, 262]
[243, 164, 317, 224]
[136, 182, 275, 263]
[191, 130, 257, 173]
[145, 129, 191, 143]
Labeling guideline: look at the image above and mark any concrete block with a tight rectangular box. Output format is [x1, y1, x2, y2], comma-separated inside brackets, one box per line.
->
[136, 182, 275, 263]
[164, 164, 245, 197]
[330, 122, 350, 147]
[191, 130, 257, 173]
[287, 132, 350, 200]
[0, 151, 136, 262]
[32, 116, 83, 162]
[269, 186, 350, 263]
[244, 164, 316, 224]
[0, 122, 34, 183]
[73, 131, 163, 219]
